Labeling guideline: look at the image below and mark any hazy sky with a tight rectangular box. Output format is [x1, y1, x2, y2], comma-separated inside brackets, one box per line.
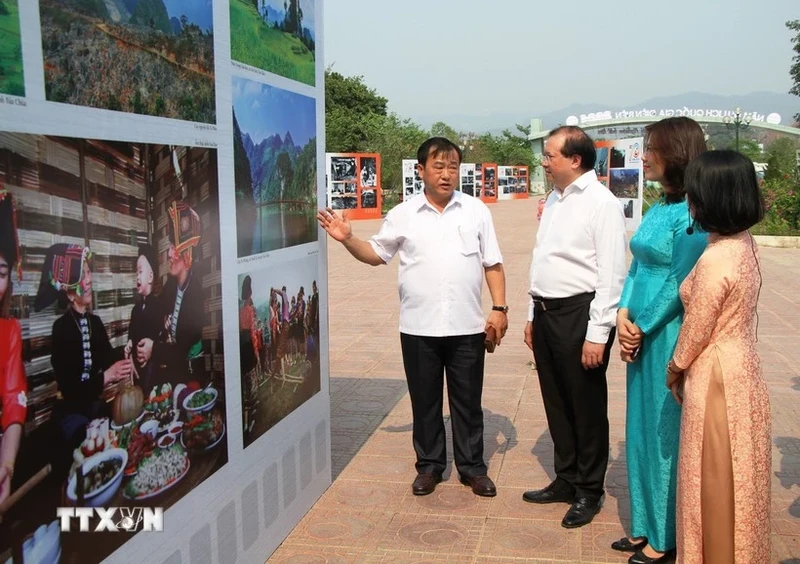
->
[324, 0, 798, 122]
[232, 76, 316, 144]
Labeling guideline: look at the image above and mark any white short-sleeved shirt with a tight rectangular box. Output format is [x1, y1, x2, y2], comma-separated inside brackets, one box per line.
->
[370, 191, 503, 337]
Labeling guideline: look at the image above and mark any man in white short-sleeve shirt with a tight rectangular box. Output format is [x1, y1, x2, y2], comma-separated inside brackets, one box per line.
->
[318, 137, 508, 498]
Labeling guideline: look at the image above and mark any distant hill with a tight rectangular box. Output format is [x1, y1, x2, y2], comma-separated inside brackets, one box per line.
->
[234, 110, 314, 205]
[129, 0, 170, 34]
[163, 0, 213, 32]
[411, 91, 799, 134]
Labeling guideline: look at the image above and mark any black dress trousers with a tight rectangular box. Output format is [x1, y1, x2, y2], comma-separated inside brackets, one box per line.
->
[532, 294, 615, 499]
[400, 332, 487, 479]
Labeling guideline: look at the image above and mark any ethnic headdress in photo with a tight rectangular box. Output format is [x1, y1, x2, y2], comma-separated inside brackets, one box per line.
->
[167, 200, 202, 269]
[34, 243, 92, 312]
[0, 184, 22, 282]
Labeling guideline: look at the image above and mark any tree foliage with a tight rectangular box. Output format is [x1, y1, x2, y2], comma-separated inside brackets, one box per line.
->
[737, 139, 764, 162]
[757, 136, 800, 234]
[788, 20, 800, 124]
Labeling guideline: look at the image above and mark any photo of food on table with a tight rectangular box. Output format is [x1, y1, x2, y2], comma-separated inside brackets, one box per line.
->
[0, 136, 227, 563]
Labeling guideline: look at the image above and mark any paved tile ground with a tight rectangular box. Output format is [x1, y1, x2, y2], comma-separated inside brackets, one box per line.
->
[270, 199, 800, 563]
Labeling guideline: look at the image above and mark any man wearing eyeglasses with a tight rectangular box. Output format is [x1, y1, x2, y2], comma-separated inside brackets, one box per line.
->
[522, 126, 627, 528]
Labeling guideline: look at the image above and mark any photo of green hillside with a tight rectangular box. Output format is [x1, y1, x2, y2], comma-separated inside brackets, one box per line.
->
[0, 0, 25, 97]
[39, 0, 216, 123]
[230, 0, 315, 86]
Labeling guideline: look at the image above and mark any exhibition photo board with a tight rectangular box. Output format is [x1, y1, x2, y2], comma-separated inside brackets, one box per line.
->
[401, 158, 424, 201]
[497, 165, 529, 200]
[325, 153, 381, 220]
[0, 1, 330, 563]
[476, 163, 498, 204]
[595, 137, 644, 231]
[459, 163, 476, 197]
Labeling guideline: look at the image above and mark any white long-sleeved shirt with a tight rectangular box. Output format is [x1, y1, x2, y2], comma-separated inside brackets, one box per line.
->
[527, 170, 627, 343]
[370, 191, 503, 337]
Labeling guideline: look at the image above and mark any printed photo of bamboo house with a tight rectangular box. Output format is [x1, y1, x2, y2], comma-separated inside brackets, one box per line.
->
[0, 132, 227, 563]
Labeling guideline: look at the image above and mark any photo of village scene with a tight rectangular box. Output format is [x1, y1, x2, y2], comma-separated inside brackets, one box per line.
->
[230, 0, 315, 86]
[232, 76, 318, 257]
[0, 0, 24, 97]
[238, 256, 321, 448]
[39, 0, 216, 123]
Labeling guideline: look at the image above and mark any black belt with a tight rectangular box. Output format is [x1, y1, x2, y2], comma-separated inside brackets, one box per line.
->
[531, 292, 595, 312]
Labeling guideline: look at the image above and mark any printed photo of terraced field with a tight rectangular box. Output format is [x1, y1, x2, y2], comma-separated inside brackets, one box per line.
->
[0, 0, 24, 97]
[230, 0, 315, 86]
[39, 0, 216, 123]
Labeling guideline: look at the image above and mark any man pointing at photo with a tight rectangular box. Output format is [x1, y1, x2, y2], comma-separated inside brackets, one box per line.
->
[318, 137, 508, 497]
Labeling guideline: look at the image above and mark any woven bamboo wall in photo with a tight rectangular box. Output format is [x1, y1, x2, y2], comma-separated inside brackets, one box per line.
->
[0, 133, 223, 434]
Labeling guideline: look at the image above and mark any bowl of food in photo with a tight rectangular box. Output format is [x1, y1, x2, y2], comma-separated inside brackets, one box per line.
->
[66, 448, 128, 507]
[183, 387, 218, 415]
[167, 421, 184, 439]
[157, 434, 176, 449]
[139, 419, 159, 440]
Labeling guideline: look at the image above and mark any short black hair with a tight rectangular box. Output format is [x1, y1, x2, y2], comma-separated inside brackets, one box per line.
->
[417, 137, 463, 166]
[548, 126, 596, 171]
[685, 150, 765, 236]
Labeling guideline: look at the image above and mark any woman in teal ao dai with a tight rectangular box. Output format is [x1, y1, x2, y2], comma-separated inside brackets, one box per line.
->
[613, 117, 708, 564]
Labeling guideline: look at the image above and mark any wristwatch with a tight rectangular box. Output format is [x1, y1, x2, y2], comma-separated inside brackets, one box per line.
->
[492, 305, 509, 313]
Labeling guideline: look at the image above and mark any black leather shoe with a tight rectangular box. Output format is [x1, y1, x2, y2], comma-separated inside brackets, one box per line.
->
[561, 495, 603, 528]
[611, 537, 648, 552]
[412, 473, 441, 496]
[522, 480, 576, 504]
[628, 548, 675, 564]
[459, 475, 497, 497]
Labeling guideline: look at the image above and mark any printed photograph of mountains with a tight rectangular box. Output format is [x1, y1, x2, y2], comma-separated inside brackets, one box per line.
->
[230, 0, 315, 86]
[233, 75, 318, 257]
[39, 0, 215, 123]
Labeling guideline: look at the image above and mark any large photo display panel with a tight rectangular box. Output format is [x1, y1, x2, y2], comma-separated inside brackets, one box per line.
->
[0, 0, 330, 562]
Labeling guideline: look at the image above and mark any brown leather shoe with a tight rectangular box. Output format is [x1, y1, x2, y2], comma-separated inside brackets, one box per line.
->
[459, 475, 497, 497]
[412, 473, 441, 496]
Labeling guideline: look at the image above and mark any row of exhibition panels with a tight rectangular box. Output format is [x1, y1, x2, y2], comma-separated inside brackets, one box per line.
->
[326, 153, 531, 220]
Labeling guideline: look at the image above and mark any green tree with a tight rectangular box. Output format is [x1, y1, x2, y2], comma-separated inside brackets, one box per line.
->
[365, 114, 428, 212]
[788, 20, 800, 123]
[760, 135, 800, 233]
[738, 139, 764, 162]
[764, 137, 799, 181]
[481, 125, 538, 170]
[429, 122, 460, 143]
[325, 69, 387, 152]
